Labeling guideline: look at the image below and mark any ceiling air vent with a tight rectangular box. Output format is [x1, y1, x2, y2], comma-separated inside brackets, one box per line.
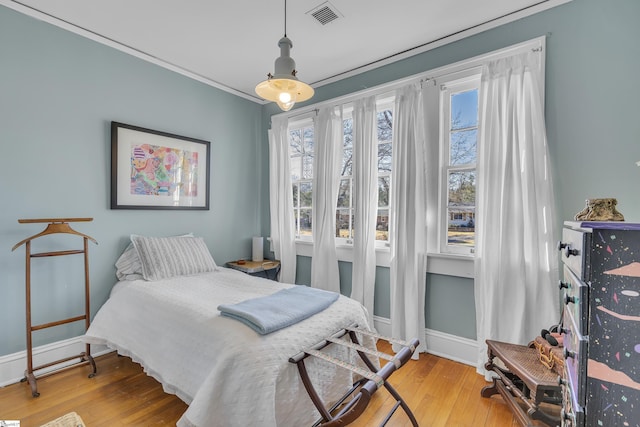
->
[307, 2, 343, 26]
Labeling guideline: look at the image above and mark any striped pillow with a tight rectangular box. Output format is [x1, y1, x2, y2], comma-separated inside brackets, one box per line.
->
[115, 233, 194, 281]
[131, 235, 218, 281]
[114, 242, 143, 281]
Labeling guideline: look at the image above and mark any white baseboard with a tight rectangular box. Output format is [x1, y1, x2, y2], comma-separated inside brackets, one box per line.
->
[373, 316, 478, 367]
[1, 322, 478, 386]
[0, 337, 110, 387]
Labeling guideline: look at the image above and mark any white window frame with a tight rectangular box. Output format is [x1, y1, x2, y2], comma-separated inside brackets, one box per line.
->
[334, 98, 395, 249]
[288, 116, 314, 243]
[374, 97, 394, 250]
[438, 74, 480, 256]
[336, 105, 354, 247]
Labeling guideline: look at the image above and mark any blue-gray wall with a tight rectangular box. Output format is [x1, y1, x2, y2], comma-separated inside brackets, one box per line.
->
[2, 0, 639, 357]
[0, 5, 263, 356]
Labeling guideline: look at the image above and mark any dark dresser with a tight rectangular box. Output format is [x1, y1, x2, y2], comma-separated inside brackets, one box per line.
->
[558, 221, 640, 426]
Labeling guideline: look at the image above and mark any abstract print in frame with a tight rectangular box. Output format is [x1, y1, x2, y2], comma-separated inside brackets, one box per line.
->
[111, 122, 210, 210]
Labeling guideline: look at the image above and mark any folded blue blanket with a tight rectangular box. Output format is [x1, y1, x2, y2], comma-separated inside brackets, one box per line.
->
[218, 285, 339, 335]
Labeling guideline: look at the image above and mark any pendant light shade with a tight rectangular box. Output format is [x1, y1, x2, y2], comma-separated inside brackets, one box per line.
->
[255, 2, 314, 111]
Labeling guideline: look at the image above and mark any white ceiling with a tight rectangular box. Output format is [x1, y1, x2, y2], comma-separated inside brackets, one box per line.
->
[4, 0, 566, 103]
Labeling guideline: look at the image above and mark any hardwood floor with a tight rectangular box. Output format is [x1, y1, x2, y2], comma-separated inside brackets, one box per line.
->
[0, 342, 553, 426]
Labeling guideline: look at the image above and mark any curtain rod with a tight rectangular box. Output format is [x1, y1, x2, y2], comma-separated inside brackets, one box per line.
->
[269, 36, 546, 125]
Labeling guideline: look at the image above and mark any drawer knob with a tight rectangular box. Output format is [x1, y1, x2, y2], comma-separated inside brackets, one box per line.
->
[557, 241, 568, 250]
[565, 246, 579, 257]
[564, 293, 576, 305]
[559, 280, 570, 290]
[564, 348, 576, 359]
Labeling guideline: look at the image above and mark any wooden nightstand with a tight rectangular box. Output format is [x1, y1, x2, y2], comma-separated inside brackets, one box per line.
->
[226, 259, 281, 281]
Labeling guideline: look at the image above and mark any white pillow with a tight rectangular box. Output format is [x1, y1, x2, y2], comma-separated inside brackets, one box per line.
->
[114, 233, 194, 281]
[114, 242, 143, 281]
[131, 235, 218, 281]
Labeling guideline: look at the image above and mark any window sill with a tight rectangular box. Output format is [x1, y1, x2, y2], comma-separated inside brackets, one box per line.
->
[294, 241, 474, 278]
[426, 252, 474, 278]
[295, 240, 391, 267]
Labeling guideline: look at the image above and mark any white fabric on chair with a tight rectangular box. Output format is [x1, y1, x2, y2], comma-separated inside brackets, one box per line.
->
[269, 116, 297, 284]
[474, 51, 559, 375]
[311, 107, 342, 293]
[350, 95, 378, 328]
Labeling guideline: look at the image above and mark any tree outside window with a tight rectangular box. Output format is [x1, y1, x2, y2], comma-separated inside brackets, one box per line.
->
[290, 124, 314, 238]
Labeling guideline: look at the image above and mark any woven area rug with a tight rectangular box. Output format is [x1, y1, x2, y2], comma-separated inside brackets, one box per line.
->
[39, 412, 85, 427]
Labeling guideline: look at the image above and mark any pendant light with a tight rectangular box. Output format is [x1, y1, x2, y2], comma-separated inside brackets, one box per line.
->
[255, 0, 314, 111]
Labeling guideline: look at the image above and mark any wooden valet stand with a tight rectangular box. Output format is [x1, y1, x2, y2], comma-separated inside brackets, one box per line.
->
[12, 218, 98, 397]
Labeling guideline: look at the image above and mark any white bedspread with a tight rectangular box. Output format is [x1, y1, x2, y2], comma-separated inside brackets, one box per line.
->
[84, 267, 373, 427]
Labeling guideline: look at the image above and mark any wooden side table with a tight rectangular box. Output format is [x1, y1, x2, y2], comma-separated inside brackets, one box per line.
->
[226, 259, 281, 281]
[481, 339, 561, 427]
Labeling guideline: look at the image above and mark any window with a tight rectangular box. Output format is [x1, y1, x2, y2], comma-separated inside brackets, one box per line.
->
[439, 76, 480, 255]
[337, 113, 354, 243]
[288, 74, 484, 258]
[335, 101, 393, 246]
[289, 119, 314, 240]
[289, 102, 394, 247]
[274, 38, 543, 271]
[376, 103, 393, 245]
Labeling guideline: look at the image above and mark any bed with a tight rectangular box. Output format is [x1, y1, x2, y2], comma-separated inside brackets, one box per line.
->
[83, 235, 375, 427]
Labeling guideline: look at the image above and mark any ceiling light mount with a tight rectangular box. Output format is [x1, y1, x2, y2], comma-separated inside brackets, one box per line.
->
[255, 0, 314, 111]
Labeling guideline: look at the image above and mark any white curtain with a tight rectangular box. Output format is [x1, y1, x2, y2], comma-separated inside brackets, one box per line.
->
[351, 96, 378, 328]
[268, 116, 297, 284]
[422, 80, 441, 254]
[389, 83, 427, 357]
[474, 51, 559, 374]
[311, 107, 342, 292]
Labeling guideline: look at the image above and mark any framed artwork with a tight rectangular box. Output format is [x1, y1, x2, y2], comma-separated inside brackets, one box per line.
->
[111, 122, 210, 210]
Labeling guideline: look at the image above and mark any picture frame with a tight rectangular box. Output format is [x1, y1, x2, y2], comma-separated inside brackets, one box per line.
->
[111, 121, 210, 210]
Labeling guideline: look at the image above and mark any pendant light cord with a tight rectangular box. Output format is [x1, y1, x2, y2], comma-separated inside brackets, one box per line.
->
[284, 0, 287, 37]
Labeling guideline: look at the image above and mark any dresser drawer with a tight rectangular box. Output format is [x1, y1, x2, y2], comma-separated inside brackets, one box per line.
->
[559, 227, 591, 281]
[563, 307, 588, 406]
[561, 265, 589, 336]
